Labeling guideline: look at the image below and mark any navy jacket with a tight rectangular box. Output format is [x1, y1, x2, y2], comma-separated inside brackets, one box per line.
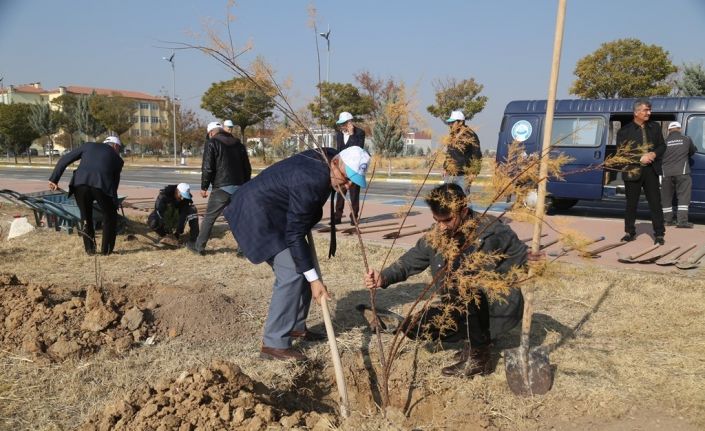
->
[336, 126, 365, 151]
[224, 148, 337, 273]
[48, 142, 124, 198]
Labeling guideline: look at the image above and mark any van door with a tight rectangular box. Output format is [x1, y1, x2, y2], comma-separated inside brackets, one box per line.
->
[685, 114, 705, 205]
[497, 115, 541, 162]
[547, 116, 607, 200]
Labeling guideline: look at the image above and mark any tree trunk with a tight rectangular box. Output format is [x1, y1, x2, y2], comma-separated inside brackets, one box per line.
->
[387, 159, 392, 177]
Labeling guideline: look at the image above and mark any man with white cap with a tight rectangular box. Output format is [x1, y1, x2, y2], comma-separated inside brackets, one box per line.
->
[147, 183, 200, 244]
[660, 121, 697, 228]
[48, 136, 124, 255]
[333, 111, 366, 225]
[188, 121, 251, 255]
[223, 146, 371, 362]
[444, 110, 482, 193]
[223, 119, 235, 135]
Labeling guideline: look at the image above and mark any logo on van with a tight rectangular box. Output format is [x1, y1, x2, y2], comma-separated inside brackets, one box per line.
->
[511, 120, 532, 142]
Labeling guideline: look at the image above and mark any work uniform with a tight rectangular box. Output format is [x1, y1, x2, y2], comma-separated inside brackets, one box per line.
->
[660, 130, 697, 225]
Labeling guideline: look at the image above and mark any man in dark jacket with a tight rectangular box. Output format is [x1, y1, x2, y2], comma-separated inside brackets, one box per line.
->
[147, 183, 199, 244]
[188, 121, 251, 255]
[224, 146, 371, 362]
[48, 136, 124, 255]
[333, 111, 366, 225]
[364, 183, 526, 378]
[660, 121, 697, 228]
[616, 99, 666, 244]
[443, 110, 482, 193]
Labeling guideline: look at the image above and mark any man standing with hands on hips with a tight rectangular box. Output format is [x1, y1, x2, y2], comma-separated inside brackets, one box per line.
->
[224, 146, 371, 362]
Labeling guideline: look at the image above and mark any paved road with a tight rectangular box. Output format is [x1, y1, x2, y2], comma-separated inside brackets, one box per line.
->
[3, 164, 704, 223]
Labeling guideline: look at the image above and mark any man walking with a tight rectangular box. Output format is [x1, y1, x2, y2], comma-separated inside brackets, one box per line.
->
[48, 136, 124, 255]
[616, 99, 666, 244]
[333, 111, 366, 225]
[443, 110, 482, 193]
[187, 121, 251, 255]
[147, 183, 199, 244]
[224, 146, 371, 362]
[660, 121, 697, 228]
[364, 184, 526, 378]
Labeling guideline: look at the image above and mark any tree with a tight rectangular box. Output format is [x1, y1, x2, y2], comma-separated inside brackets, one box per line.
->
[157, 104, 205, 155]
[427, 77, 488, 123]
[373, 87, 409, 176]
[675, 63, 705, 96]
[570, 38, 677, 99]
[307, 82, 373, 129]
[74, 95, 106, 141]
[52, 94, 80, 150]
[89, 93, 137, 138]
[28, 103, 59, 164]
[0, 103, 40, 164]
[354, 70, 400, 120]
[201, 77, 275, 142]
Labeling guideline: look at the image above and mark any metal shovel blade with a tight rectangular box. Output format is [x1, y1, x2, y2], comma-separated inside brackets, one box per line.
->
[675, 245, 705, 270]
[655, 243, 696, 266]
[504, 344, 553, 396]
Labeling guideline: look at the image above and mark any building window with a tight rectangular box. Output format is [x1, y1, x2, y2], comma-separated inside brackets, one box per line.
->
[151, 117, 159, 123]
[140, 102, 149, 109]
[141, 116, 149, 123]
[131, 129, 140, 136]
[151, 103, 159, 110]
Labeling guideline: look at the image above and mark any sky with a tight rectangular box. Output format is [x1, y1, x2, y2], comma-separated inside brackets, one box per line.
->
[1, 0, 705, 150]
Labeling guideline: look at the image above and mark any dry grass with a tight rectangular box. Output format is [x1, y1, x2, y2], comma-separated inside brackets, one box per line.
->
[1, 206, 704, 430]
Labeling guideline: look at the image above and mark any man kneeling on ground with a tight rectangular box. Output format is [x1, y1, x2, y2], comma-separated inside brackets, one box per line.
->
[148, 183, 199, 246]
[364, 183, 527, 378]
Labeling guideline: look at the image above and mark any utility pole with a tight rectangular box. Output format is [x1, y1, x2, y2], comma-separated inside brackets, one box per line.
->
[163, 51, 177, 166]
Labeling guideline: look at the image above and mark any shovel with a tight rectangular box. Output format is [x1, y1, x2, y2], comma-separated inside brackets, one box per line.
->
[655, 243, 696, 266]
[617, 244, 661, 264]
[675, 245, 705, 270]
[306, 232, 350, 417]
[346, 224, 416, 236]
[382, 227, 432, 239]
[636, 245, 680, 264]
[580, 240, 628, 258]
[548, 236, 605, 257]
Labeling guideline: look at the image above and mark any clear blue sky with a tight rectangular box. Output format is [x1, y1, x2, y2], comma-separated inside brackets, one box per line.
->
[1, 0, 704, 149]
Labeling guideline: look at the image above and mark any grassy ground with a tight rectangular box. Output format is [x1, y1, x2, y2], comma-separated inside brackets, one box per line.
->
[1, 204, 703, 430]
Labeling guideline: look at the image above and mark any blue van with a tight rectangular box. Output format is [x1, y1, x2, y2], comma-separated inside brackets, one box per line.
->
[496, 97, 705, 210]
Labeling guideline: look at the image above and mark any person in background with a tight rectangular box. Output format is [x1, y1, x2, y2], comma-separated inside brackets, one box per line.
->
[223, 119, 235, 135]
[660, 121, 697, 228]
[333, 111, 366, 225]
[443, 110, 482, 193]
[48, 136, 124, 255]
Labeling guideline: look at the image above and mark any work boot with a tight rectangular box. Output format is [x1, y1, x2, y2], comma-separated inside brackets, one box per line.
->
[442, 345, 491, 378]
[620, 233, 636, 242]
[677, 222, 694, 229]
[452, 342, 470, 361]
[654, 236, 665, 245]
[665, 219, 676, 226]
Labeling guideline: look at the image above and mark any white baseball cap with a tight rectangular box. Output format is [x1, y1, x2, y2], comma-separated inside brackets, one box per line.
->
[223, 120, 234, 128]
[207, 122, 223, 133]
[446, 110, 465, 123]
[668, 121, 682, 130]
[176, 183, 192, 200]
[103, 136, 122, 146]
[336, 111, 354, 125]
[338, 146, 371, 188]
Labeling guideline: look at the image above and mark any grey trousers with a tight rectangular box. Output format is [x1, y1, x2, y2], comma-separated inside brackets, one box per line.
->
[661, 174, 692, 223]
[194, 188, 233, 252]
[263, 248, 312, 349]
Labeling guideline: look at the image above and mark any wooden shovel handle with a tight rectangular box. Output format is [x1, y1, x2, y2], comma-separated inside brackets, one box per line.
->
[627, 244, 661, 260]
[673, 243, 697, 260]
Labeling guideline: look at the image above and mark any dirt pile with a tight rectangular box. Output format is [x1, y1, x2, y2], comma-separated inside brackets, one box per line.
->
[0, 273, 157, 362]
[78, 360, 337, 431]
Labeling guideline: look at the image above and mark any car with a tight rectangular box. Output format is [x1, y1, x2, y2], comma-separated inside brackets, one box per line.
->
[182, 149, 193, 156]
[20, 148, 39, 156]
[49, 149, 60, 156]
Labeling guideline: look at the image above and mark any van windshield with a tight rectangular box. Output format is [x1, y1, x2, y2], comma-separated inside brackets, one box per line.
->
[687, 116, 705, 153]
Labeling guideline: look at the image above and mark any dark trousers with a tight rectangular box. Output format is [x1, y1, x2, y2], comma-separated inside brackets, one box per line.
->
[624, 168, 664, 236]
[400, 291, 491, 348]
[73, 185, 118, 255]
[194, 188, 232, 252]
[148, 205, 199, 241]
[660, 174, 692, 224]
[334, 184, 360, 221]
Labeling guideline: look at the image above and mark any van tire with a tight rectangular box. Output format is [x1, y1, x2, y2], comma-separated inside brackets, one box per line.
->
[549, 198, 579, 211]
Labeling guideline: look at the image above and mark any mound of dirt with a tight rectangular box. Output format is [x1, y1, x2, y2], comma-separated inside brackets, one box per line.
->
[0, 273, 157, 362]
[78, 359, 337, 431]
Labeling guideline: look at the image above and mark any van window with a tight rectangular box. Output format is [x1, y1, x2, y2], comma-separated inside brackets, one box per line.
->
[551, 117, 605, 148]
[686, 115, 705, 153]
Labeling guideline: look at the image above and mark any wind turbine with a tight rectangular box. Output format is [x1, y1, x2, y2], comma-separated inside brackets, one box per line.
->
[318, 26, 331, 82]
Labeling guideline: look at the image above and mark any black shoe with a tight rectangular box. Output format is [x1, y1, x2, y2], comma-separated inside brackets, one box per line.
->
[329, 218, 342, 226]
[665, 220, 677, 226]
[349, 213, 357, 226]
[185, 241, 204, 256]
[621, 233, 636, 242]
[654, 236, 665, 245]
[677, 222, 694, 229]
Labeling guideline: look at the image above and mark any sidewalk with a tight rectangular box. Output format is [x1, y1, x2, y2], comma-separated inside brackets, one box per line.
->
[2, 177, 704, 276]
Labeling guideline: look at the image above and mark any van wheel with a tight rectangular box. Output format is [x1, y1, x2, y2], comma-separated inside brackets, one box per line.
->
[549, 198, 579, 211]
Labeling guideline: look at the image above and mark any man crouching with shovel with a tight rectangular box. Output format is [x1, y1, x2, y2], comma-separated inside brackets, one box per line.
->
[363, 184, 527, 377]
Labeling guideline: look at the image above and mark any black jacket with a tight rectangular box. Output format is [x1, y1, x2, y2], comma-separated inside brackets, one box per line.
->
[201, 131, 251, 191]
[150, 184, 196, 236]
[224, 148, 336, 273]
[444, 124, 482, 176]
[49, 142, 124, 199]
[336, 126, 365, 151]
[380, 212, 526, 337]
[616, 120, 666, 179]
